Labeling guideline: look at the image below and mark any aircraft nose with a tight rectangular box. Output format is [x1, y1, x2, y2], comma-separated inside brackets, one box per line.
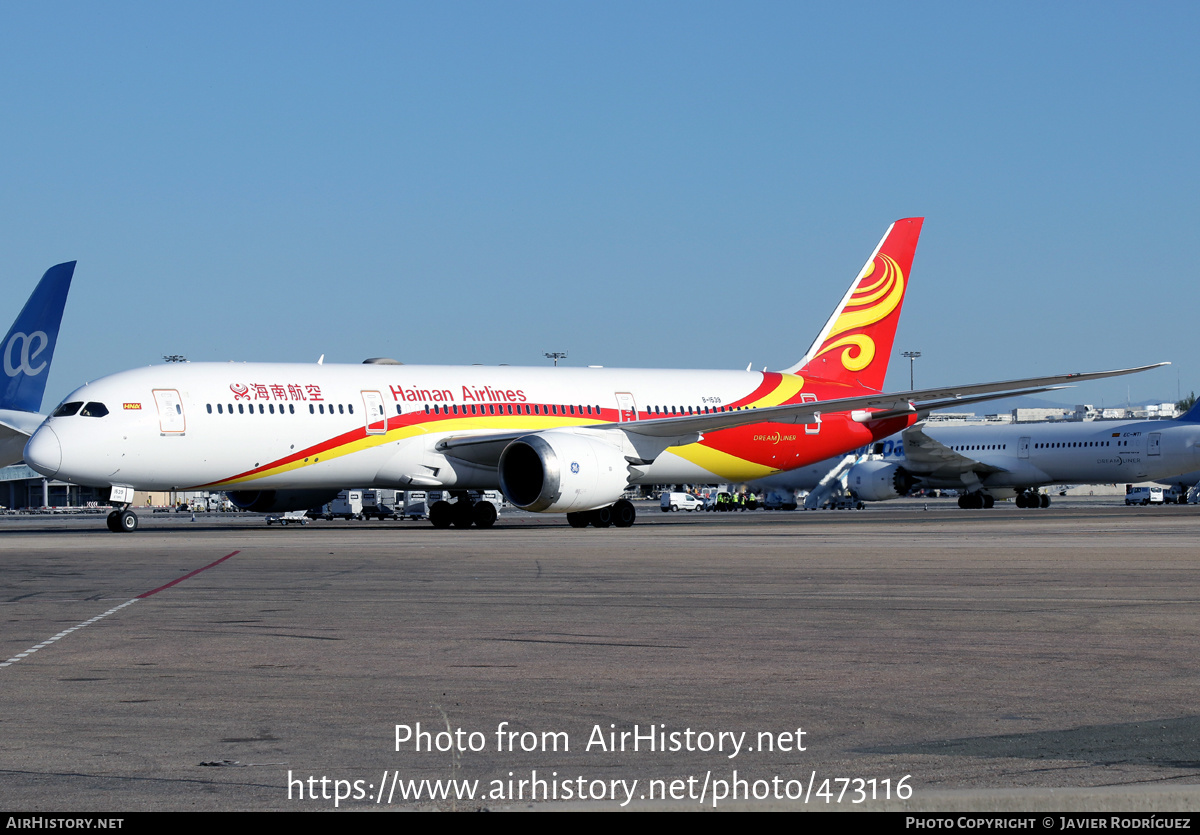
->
[24, 425, 61, 477]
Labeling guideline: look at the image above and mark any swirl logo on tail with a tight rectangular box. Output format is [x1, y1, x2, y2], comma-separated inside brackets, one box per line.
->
[787, 217, 922, 392]
[813, 253, 905, 373]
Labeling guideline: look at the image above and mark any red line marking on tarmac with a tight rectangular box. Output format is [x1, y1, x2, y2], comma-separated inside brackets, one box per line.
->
[136, 550, 241, 598]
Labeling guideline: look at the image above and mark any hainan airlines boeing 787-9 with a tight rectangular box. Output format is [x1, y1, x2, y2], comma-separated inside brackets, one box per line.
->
[23, 219, 1161, 531]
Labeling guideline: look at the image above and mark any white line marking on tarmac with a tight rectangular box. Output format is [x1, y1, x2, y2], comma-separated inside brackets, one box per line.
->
[0, 550, 240, 670]
[0, 598, 139, 667]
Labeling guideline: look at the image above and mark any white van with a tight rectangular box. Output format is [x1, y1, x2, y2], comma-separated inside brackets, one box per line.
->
[1125, 486, 1164, 505]
[660, 492, 703, 512]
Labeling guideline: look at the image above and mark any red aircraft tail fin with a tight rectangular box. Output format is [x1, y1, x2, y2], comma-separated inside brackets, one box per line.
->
[784, 217, 923, 392]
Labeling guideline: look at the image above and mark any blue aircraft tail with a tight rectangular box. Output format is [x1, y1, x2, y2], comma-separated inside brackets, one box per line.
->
[1179, 396, 1200, 422]
[1, 262, 75, 413]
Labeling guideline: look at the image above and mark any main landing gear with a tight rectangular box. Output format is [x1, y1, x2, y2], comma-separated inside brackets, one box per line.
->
[106, 508, 139, 533]
[1014, 490, 1050, 509]
[958, 490, 1050, 509]
[427, 494, 638, 529]
[566, 499, 637, 529]
[429, 492, 498, 529]
[957, 492, 995, 509]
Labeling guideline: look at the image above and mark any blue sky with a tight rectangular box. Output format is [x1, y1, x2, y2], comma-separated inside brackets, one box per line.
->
[2, 2, 1196, 409]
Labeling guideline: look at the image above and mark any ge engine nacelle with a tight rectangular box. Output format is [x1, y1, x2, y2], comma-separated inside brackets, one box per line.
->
[498, 430, 631, 513]
[845, 460, 915, 502]
[225, 489, 341, 513]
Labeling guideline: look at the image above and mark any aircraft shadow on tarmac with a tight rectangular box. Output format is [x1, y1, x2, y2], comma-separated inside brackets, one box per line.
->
[863, 716, 1200, 769]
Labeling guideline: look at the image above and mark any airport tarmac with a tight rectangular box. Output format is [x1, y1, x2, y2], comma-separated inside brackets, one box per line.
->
[2, 499, 1199, 811]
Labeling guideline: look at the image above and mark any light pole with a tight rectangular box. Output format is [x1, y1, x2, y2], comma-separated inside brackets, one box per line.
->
[544, 352, 567, 367]
[901, 351, 921, 390]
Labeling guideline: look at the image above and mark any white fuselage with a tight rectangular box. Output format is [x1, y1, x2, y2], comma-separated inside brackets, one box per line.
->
[911, 420, 1200, 487]
[24, 361, 889, 492]
[755, 417, 1200, 496]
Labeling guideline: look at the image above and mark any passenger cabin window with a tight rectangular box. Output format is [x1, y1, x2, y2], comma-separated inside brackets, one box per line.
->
[53, 402, 83, 417]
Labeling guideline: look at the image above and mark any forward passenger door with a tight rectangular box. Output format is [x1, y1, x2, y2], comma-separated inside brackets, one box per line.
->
[362, 390, 387, 435]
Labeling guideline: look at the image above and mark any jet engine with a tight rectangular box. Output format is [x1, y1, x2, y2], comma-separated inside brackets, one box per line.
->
[845, 460, 915, 502]
[224, 489, 341, 514]
[498, 431, 632, 513]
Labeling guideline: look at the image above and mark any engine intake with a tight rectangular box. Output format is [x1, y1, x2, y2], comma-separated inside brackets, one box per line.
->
[498, 431, 631, 513]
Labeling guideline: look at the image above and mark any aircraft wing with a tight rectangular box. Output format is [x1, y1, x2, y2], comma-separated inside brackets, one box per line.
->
[899, 423, 1008, 478]
[435, 363, 1167, 467]
[597, 363, 1166, 439]
[0, 408, 46, 468]
[433, 433, 522, 468]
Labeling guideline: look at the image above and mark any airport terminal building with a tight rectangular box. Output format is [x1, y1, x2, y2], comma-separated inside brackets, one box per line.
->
[0, 464, 106, 510]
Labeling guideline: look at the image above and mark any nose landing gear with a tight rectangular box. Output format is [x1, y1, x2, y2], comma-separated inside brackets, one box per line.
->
[106, 508, 139, 533]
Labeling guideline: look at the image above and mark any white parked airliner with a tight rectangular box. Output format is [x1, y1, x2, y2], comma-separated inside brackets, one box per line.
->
[22, 219, 1162, 531]
[758, 402, 1200, 509]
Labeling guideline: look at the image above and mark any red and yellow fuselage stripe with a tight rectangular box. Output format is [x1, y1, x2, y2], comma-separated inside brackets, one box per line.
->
[203, 372, 905, 488]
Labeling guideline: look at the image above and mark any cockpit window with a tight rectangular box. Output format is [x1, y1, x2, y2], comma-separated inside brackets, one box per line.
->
[80, 402, 109, 417]
[53, 401, 83, 417]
